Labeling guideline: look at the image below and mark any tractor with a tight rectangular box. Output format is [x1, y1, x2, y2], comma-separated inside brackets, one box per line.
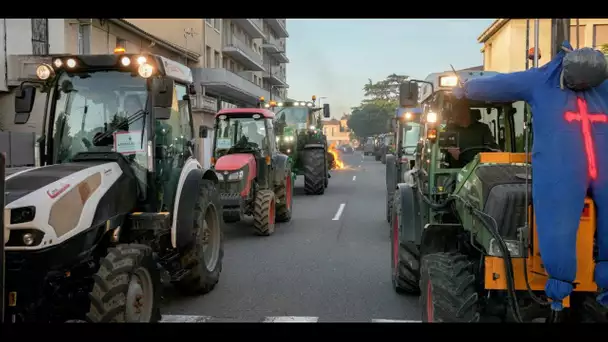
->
[373, 134, 382, 161]
[211, 108, 294, 236]
[385, 107, 422, 223]
[379, 132, 395, 164]
[261, 97, 333, 195]
[3, 52, 224, 322]
[1, 153, 5, 323]
[391, 57, 606, 322]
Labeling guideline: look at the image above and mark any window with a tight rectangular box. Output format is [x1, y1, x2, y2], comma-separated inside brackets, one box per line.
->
[206, 19, 213, 26]
[511, 101, 527, 152]
[77, 24, 91, 55]
[206, 46, 212, 68]
[116, 38, 127, 49]
[253, 75, 258, 84]
[214, 51, 220, 68]
[31, 19, 49, 55]
[213, 19, 221, 31]
[593, 24, 608, 48]
[569, 25, 587, 48]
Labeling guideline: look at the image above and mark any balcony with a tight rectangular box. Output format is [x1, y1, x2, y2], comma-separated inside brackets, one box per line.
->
[264, 19, 289, 38]
[261, 35, 285, 54]
[262, 66, 287, 86]
[222, 35, 265, 72]
[231, 19, 265, 39]
[193, 68, 283, 105]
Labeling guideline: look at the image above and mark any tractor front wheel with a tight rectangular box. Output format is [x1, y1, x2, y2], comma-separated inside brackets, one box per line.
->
[253, 190, 276, 236]
[87, 244, 162, 322]
[303, 149, 326, 195]
[420, 252, 481, 322]
[390, 203, 420, 294]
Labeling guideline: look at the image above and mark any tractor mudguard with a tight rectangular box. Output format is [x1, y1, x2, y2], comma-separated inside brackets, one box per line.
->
[395, 183, 423, 246]
[176, 168, 205, 251]
[419, 223, 462, 256]
[272, 154, 291, 186]
[303, 143, 325, 149]
[386, 154, 396, 193]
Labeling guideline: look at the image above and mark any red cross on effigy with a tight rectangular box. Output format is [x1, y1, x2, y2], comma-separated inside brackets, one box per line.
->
[564, 97, 608, 180]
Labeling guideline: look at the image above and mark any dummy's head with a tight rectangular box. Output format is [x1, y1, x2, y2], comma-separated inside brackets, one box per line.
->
[561, 44, 608, 91]
[451, 99, 471, 127]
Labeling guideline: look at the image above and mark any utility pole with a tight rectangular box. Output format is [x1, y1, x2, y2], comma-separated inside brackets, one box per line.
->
[550, 19, 571, 59]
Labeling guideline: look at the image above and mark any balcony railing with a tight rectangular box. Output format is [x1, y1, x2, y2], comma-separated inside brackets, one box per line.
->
[222, 34, 264, 68]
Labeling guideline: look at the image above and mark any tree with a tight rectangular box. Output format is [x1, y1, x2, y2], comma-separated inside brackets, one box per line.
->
[601, 44, 608, 55]
[347, 73, 409, 137]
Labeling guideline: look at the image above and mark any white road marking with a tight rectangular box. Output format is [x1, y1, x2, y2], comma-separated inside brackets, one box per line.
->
[160, 315, 420, 323]
[352, 176, 356, 181]
[332, 203, 346, 221]
[161, 315, 212, 322]
[371, 319, 422, 323]
[264, 316, 319, 323]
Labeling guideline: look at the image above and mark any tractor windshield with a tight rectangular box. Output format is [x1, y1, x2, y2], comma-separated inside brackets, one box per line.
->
[275, 107, 309, 129]
[50, 71, 149, 166]
[214, 115, 267, 156]
[404, 123, 421, 154]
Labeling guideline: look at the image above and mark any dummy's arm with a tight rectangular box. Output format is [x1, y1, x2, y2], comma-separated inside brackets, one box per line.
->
[457, 69, 542, 103]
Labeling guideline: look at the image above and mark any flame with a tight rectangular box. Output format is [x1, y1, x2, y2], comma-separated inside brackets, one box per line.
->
[328, 143, 345, 169]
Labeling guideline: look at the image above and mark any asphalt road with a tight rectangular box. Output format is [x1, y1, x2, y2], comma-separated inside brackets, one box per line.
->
[161, 151, 421, 323]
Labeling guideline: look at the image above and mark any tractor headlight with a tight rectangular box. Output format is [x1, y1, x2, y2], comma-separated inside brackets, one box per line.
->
[283, 135, 294, 142]
[276, 136, 280, 142]
[488, 238, 522, 257]
[228, 170, 244, 181]
[36, 64, 53, 80]
[10, 206, 36, 224]
[309, 125, 316, 130]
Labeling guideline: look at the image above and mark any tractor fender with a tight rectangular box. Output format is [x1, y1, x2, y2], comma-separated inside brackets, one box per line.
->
[171, 158, 218, 249]
[394, 183, 423, 246]
[386, 154, 396, 193]
[272, 154, 292, 186]
[303, 143, 325, 149]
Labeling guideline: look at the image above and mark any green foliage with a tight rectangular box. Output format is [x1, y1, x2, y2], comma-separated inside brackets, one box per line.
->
[347, 73, 409, 138]
[601, 44, 608, 55]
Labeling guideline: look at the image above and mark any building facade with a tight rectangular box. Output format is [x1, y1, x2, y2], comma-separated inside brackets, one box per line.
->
[323, 117, 351, 146]
[478, 18, 608, 72]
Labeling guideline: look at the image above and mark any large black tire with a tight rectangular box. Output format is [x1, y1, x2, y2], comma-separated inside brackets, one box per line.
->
[386, 191, 392, 223]
[303, 149, 325, 195]
[275, 171, 293, 223]
[390, 201, 420, 294]
[381, 153, 386, 164]
[253, 189, 276, 236]
[579, 294, 608, 322]
[175, 179, 223, 295]
[87, 244, 162, 322]
[420, 252, 481, 322]
[375, 153, 381, 161]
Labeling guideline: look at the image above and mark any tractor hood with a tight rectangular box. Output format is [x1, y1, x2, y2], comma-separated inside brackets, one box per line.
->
[4, 162, 111, 205]
[215, 153, 256, 172]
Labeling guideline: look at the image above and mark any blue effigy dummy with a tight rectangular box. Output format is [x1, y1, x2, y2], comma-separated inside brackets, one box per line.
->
[453, 42, 608, 310]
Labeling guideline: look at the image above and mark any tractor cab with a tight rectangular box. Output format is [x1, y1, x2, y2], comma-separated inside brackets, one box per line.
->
[400, 71, 527, 196]
[11, 51, 201, 213]
[259, 96, 330, 157]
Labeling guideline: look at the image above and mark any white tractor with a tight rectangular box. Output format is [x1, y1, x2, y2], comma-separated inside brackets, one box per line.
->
[3, 52, 223, 322]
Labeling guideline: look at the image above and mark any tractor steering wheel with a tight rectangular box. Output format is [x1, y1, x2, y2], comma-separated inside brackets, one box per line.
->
[458, 145, 501, 156]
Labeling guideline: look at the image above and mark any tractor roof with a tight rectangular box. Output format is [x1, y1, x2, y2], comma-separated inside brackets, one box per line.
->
[216, 108, 275, 119]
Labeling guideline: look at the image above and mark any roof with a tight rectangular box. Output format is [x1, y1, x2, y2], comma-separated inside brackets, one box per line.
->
[111, 19, 201, 60]
[477, 19, 510, 43]
[216, 108, 275, 119]
[323, 119, 341, 125]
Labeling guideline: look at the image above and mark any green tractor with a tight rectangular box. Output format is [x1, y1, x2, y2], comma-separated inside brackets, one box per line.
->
[391, 69, 604, 322]
[379, 132, 396, 164]
[385, 107, 422, 223]
[261, 96, 333, 195]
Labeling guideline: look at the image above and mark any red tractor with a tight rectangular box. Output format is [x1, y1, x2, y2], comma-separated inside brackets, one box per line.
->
[211, 108, 294, 236]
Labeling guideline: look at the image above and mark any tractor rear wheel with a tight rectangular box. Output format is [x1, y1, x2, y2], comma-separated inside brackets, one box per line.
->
[175, 180, 223, 295]
[87, 244, 162, 322]
[386, 191, 393, 223]
[275, 172, 293, 223]
[420, 252, 481, 322]
[303, 149, 325, 195]
[253, 190, 276, 236]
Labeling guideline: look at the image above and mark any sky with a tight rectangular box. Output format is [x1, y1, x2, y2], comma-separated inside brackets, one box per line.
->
[285, 19, 495, 118]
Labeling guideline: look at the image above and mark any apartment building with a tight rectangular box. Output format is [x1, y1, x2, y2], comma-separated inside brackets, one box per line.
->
[124, 18, 290, 111]
[323, 117, 351, 146]
[479, 19, 608, 72]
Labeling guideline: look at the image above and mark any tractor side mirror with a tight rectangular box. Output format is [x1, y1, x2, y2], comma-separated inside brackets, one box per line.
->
[199, 125, 208, 138]
[323, 103, 330, 118]
[399, 81, 419, 107]
[14, 85, 37, 124]
[152, 78, 175, 120]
